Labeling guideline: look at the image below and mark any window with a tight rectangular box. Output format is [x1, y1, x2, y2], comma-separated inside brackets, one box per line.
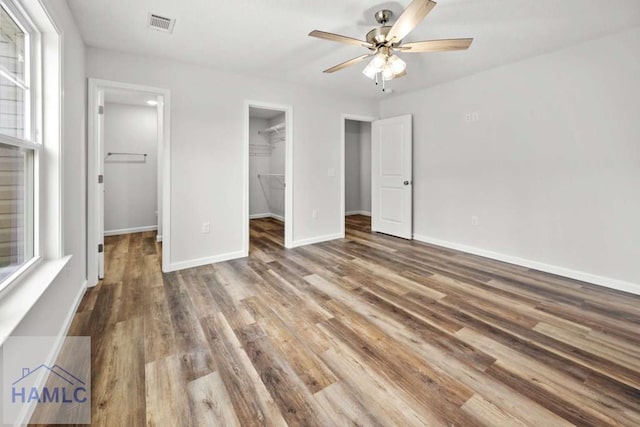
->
[0, 1, 38, 290]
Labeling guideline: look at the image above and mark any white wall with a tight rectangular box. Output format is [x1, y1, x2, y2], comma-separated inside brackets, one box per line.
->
[380, 27, 640, 291]
[269, 113, 286, 175]
[345, 120, 362, 213]
[103, 103, 158, 233]
[249, 117, 270, 216]
[359, 122, 372, 214]
[345, 120, 372, 215]
[86, 47, 376, 266]
[267, 113, 285, 219]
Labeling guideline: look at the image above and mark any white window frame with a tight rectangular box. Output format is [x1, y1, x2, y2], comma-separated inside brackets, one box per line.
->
[0, 0, 42, 294]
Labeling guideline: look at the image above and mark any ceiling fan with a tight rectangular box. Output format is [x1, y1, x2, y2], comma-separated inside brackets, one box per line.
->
[308, 0, 473, 91]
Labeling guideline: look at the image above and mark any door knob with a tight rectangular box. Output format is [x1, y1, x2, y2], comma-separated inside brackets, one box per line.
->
[404, 181, 410, 185]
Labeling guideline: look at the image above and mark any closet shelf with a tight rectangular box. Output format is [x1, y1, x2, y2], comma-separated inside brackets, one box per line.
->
[258, 122, 285, 135]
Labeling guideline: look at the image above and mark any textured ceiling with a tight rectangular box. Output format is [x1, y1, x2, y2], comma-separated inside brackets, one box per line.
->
[68, 0, 640, 99]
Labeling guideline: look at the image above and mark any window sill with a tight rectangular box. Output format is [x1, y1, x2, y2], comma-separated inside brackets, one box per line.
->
[0, 256, 71, 347]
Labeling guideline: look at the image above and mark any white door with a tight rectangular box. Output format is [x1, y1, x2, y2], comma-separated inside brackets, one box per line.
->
[97, 89, 105, 279]
[371, 115, 413, 239]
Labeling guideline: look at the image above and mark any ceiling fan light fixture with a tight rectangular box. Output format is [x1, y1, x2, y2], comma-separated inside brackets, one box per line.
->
[362, 63, 378, 79]
[369, 53, 387, 71]
[387, 55, 406, 75]
[309, 1, 473, 91]
[382, 66, 395, 81]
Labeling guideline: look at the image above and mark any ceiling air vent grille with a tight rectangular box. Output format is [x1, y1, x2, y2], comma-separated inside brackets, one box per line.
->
[148, 13, 175, 33]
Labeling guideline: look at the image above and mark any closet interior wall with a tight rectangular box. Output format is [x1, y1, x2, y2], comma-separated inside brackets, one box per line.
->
[249, 111, 286, 221]
[345, 119, 372, 216]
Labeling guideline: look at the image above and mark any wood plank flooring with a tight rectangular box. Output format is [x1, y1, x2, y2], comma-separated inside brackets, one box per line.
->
[47, 216, 640, 426]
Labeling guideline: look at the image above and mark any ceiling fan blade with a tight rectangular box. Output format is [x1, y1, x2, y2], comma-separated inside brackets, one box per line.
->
[309, 30, 373, 48]
[323, 54, 373, 73]
[385, 0, 437, 43]
[399, 38, 474, 52]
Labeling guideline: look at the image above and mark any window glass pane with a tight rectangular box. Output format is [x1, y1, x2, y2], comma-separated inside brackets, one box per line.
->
[0, 75, 24, 139]
[0, 6, 26, 139]
[0, 142, 32, 283]
[0, 7, 25, 79]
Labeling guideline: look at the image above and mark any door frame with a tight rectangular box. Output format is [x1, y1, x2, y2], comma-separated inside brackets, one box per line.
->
[243, 101, 293, 250]
[87, 78, 171, 285]
[340, 114, 377, 238]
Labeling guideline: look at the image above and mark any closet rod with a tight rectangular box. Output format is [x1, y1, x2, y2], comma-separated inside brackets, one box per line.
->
[106, 152, 147, 158]
[258, 122, 285, 135]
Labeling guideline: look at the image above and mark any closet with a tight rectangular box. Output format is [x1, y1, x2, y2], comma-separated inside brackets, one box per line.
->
[249, 107, 286, 235]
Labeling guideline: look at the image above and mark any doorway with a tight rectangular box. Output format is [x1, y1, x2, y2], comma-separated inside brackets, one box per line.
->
[341, 114, 376, 237]
[88, 79, 171, 285]
[344, 119, 373, 234]
[244, 101, 293, 251]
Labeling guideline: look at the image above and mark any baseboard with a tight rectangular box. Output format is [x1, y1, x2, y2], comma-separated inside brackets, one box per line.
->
[166, 250, 246, 272]
[250, 213, 284, 222]
[291, 232, 343, 249]
[156, 235, 163, 242]
[15, 279, 88, 426]
[413, 234, 640, 296]
[345, 210, 371, 217]
[250, 213, 271, 219]
[104, 225, 157, 236]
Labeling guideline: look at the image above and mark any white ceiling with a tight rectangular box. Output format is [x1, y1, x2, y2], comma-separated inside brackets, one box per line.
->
[249, 107, 285, 120]
[68, 0, 640, 99]
[104, 88, 158, 107]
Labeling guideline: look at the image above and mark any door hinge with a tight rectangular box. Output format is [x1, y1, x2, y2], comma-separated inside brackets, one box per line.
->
[98, 174, 103, 183]
[98, 244, 104, 253]
[98, 105, 104, 115]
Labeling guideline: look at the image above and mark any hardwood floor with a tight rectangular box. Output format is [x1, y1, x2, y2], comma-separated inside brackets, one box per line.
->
[50, 216, 640, 426]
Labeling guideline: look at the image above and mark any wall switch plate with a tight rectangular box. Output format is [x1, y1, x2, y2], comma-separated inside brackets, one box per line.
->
[471, 216, 479, 226]
[312, 209, 318, 219]
[202, 222, 210, 233]
[327, 168, 335, 177]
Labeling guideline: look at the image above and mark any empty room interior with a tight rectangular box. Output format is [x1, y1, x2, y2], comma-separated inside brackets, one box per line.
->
[0, 0, 638, 425]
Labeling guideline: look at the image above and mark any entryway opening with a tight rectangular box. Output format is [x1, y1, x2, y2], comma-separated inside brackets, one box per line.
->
[88, 78, 171, 285]
[247, 104, 292, 251]
[102, 90, 160, 280]
[342, 116, 375, 236]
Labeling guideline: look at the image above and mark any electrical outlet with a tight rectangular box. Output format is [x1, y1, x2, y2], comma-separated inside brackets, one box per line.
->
[465, 113, 472, 122]
[312, 209, 318, 219]
[471, 216, 479, 226]
[202, 222, 210, 233]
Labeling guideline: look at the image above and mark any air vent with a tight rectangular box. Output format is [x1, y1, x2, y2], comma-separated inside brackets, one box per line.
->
[147, 13, 175, 33]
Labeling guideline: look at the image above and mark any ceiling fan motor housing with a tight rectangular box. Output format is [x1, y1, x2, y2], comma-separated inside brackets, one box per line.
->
[366, 26, 402, 48]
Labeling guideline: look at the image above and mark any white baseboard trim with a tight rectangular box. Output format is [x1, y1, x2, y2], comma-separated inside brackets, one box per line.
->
[291, 232, 343, 249]
[413, 234, 640, 296]
[156, 235, 163, 242]
[104, 225, 157, 236]
[250, 213, 284, 222]
[166, 250, 247, 272]
[250, 213, 271, 219]
[346, 210, 371, 217]
[15, 278, 88, 426]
